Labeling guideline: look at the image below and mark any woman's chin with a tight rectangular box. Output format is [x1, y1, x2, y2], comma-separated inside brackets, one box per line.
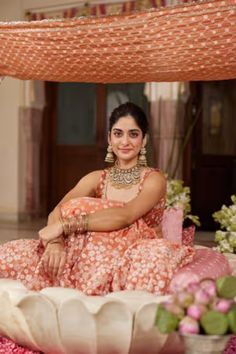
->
[117, 156, 138, 165]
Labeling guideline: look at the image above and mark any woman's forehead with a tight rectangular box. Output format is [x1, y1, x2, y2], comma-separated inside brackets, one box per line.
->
[112, 116, 140, 130]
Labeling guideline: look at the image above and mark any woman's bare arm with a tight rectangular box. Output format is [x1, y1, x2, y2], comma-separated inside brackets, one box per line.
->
[39, 171, 166, 243]
[47, 170, 102, 225]
[86, 171, 166, 231]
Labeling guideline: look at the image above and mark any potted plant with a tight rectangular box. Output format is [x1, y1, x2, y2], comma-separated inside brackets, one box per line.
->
[155, 276, 236, 354]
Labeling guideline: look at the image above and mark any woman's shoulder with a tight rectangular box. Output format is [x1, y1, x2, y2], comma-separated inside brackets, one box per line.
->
[140, 167, 167, 194]
[83, 169, 108, 196]
[142, 167, 167, 183]
[83, 169, 104, 181]
[77, 170, 105, 192]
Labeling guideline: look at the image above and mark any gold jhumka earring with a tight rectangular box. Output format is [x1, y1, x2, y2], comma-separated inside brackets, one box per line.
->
[138, 147, 147, 166]
[105, 145, 115, 163]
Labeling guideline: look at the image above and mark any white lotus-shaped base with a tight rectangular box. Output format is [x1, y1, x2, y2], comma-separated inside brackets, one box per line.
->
[0, 279, 170, 354]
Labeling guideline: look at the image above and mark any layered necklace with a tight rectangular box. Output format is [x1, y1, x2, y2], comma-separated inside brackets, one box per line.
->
[109, 161, 141, 189]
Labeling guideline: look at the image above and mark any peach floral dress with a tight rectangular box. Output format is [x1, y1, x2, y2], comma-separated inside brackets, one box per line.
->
[0, 168, 194, 295]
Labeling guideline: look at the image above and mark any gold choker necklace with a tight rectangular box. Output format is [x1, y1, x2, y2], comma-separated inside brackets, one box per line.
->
[109, 163, 141, 189]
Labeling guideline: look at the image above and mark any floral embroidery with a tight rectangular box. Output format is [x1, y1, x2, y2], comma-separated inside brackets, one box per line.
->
[0, 168, 194, 295]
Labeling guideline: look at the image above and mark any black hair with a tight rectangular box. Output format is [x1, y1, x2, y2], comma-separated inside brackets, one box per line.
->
[109, 102, 148, 137]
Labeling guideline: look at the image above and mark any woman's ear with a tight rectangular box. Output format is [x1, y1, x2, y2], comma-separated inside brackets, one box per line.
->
[108, 132, 111, 145]
[143, 134, 148, 147]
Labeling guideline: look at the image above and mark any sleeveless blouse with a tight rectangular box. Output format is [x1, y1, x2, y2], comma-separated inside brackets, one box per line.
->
[96, 167, 166, 228]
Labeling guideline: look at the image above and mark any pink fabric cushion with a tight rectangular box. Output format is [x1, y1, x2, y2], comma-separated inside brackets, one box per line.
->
[162, 207, 183, 245]
[182, 225, 195, 246]
[169, 248, 232, 292]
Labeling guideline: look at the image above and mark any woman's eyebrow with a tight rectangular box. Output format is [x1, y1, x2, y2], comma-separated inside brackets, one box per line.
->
[112, 128, 141, 132]
[112, 128, 123, 131]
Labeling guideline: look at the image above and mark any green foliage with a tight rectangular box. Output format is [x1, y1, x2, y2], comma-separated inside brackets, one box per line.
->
[213, 195, 236, 254]
[155, 276, 236, 336]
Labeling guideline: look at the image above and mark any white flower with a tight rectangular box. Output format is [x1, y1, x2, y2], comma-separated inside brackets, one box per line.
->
[166, 178, 200, 226]
[213, 195, 236, 254]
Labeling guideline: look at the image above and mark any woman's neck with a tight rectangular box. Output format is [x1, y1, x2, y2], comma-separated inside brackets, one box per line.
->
[116, 159, 139, 169]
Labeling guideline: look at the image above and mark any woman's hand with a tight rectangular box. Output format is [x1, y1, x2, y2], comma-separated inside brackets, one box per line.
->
[42, 242, 66, 278]
[39, 222, 63, 244]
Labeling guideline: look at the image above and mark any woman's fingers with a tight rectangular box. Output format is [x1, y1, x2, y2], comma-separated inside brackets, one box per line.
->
[42, 246, 66, 278]
[48, 252, 56, 277]
[58, 252, 66, 277]
[52, 252, 61, 278]
[42, 251, 50, 274]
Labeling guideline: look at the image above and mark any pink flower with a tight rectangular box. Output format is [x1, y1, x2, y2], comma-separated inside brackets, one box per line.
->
[194, 289, 211, 305]
[187, 304, 206, 320]
[213, 299, 232, 313]
[179, 316, 200, 335]
[200, 279, 217, 298]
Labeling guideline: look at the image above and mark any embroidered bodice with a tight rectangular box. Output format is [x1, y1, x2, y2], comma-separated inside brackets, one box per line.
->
[96, 167, 166, 228]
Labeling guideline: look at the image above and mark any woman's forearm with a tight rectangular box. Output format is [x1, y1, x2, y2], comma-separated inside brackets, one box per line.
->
[40, 207, 129, 244]
[86, 207, 131, 232]
[47, 205, 62, 225]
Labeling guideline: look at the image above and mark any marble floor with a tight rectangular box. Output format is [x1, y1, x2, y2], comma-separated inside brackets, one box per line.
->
[0, 219, 216, 247]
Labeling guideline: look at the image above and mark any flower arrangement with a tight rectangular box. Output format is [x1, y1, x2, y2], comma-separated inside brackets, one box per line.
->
[213, 195, 236, 254]
[155, 276, 236, 336]
[166, 178, 200, 227]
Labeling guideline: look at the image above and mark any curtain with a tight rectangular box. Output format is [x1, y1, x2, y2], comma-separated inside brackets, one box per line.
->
[145, 82, 189, 178]
[19, 81, 45, 218]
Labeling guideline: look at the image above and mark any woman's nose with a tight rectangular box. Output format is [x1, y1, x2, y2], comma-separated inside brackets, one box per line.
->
[121, 134, 129, 144]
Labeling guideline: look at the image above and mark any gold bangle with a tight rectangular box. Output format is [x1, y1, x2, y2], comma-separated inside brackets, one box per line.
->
[82, 214, 89, 232]
[61, 214, 89, 235]
[60, 217, 69, 236]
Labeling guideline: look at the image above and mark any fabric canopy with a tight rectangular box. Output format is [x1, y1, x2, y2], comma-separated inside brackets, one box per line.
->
[0, 0, 236, 83]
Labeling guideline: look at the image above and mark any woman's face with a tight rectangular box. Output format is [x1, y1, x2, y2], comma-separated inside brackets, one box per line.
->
[108, 115, 146, 166]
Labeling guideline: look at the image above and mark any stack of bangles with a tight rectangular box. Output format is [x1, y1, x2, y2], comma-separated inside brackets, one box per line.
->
[45, 214, 89, 248]
[60, 214, 89, 237]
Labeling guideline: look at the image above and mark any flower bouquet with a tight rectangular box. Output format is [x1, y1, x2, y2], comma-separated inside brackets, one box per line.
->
[166, 178, 200, 227]
[155, 276, 236, 354]
[213, 195, 236, 254]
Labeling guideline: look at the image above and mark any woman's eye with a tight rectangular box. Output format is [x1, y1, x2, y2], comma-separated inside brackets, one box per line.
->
[129, 132, 139, 138]
[114, 131, 122, 137]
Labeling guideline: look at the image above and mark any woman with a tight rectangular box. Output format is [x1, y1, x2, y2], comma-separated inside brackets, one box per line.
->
[0, 102, 194, 295]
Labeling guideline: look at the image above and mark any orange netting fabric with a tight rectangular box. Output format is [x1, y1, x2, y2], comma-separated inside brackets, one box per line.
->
[0, 0, 235, 83]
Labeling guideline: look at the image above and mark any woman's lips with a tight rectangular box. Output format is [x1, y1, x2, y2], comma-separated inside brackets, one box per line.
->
[119, 149, 132, 153]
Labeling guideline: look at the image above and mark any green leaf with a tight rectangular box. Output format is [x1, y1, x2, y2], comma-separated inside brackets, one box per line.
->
[155, 305, 179, 334]
[200, 311, 228, 335]
[216, 276, 236, 299]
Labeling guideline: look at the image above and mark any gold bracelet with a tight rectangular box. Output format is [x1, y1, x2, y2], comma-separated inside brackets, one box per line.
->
[81, 214, 89, 232]
[60, 217, 69, 236]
